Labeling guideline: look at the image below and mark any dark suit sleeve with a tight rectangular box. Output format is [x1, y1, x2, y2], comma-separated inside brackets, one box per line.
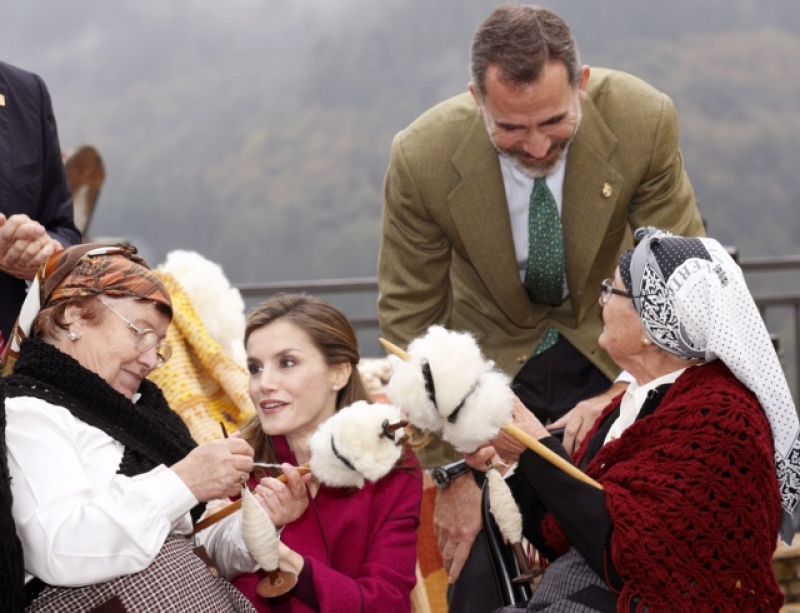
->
[33, 72, 80, 247]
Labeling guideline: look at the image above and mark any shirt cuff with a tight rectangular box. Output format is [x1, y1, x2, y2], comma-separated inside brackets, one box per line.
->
[130, 465, 198, 524]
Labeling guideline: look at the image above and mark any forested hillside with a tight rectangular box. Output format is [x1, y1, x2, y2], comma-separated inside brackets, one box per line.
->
[2, 0, 798, 283]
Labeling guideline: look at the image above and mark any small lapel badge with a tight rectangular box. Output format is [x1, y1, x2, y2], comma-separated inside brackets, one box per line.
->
[601, 182, 612, 198]
[0, 93, 5, 108]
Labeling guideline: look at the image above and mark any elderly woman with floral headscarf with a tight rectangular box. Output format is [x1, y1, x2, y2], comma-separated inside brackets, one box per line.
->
[1, 243, 256, 611]
[467, 228, 797, 612]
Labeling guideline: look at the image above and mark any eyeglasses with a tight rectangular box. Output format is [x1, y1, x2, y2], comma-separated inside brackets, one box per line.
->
[598, 278, 634, 307]
[100, 301, 172, 367]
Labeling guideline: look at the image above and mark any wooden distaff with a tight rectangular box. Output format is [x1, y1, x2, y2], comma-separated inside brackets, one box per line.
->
[193, 453, 312, 534]
[193, 467, 311, 534]
[379, 337, 603, 491]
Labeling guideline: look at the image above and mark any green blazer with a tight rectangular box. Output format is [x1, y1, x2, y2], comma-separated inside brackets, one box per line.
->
[378, 68, 705, 383]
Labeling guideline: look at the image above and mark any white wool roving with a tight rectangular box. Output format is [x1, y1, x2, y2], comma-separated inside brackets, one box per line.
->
[240, 486, 279, 571]
[309, 401, 405, 488]
[441, 369, 514, 453]
[158, 249, 247, 365]
[385, 354, 443, 432]
[408, 326, 492, 424]
[487, 468, 522, 545]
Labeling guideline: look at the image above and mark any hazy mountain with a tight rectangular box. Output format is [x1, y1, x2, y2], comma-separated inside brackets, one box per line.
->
[3, 0, 798, 284]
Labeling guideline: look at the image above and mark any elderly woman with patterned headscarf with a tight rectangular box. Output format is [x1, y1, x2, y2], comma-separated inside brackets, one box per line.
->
[1, 243, 257, 611]
[467, 228, 797, 612]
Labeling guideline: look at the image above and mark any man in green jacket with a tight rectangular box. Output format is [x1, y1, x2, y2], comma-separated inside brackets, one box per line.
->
[377, 4, 705, 602]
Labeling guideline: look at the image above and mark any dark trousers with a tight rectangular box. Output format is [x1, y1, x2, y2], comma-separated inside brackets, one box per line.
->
[511, 336, 612, 424]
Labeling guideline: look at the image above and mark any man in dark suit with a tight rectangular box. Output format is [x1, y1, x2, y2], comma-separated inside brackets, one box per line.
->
[1, 61, 79, 610]
[377, 5, 704, 605]
[0, 60, 80, 345]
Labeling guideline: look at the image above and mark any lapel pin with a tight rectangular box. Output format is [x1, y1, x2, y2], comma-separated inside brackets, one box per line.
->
[601, 182, 612, 198]
[0, 94, 5, 108]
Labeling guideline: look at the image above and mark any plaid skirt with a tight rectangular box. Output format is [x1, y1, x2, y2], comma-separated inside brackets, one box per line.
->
[526, 548, 617, 613]
[27, 535, 255, 612]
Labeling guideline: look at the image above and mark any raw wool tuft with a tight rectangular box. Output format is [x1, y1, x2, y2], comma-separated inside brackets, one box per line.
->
[158, 250, 247, 365]
[357, 357, 393, 397]
[309, 401, 405, 488]
[441, 369, 514, 453]
[385, 354, 443, 432]
[408, 326, 491, 423]
[487, 468, 522, 544]
[240, 487, 279, 571]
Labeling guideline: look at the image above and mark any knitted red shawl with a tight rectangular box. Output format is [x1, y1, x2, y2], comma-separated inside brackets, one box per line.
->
[541, 360, 783, 611]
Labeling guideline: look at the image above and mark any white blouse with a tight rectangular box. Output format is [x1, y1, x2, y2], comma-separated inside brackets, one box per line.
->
[5, 395, 197, 586]
[603, 369, 687, 445]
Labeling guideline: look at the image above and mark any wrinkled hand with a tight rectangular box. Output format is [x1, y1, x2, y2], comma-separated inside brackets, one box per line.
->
[548, 382, 628, 455]
[254, 463, 312, 528]
[0, 214, 62, 280]
[434, 472, 482, 583]
[172, 438, 254, 501]
[491, 397, 548, 464]
[464, 445, 496, 472]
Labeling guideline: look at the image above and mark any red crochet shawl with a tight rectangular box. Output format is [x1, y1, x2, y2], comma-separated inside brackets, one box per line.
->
[541, 360, 783, 612]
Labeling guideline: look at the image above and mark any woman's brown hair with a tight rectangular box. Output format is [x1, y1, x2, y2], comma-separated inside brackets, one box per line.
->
[238, 293, 371, 463]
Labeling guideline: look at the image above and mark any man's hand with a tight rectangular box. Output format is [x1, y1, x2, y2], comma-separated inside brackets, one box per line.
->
[434, 471, 482, 583]
[547, 382, 628, 455]
[171, 438, 255, 501]
[0, 213, 62, 280]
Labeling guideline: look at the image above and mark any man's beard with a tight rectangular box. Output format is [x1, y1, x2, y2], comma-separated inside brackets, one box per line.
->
[487, 104, 582, 179]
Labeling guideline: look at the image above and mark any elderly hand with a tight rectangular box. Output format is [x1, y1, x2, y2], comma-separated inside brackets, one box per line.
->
[548, 382, 628, 455]
[434, 471, 482, 583]
[0, 213, 62, 280]
[464, 445, 496, 472]
[491, 397, 548, 463]
[172, 438, 254, 502]
[254, 462, 312, 528]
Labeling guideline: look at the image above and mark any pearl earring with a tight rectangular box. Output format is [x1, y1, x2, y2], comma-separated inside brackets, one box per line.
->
[68, 331, 81, 342]
[641, 337, 651, 346]
[332, 384, 340, 391]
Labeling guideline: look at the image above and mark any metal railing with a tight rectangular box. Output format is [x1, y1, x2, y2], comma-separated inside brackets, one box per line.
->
[238, 255, 800, 396]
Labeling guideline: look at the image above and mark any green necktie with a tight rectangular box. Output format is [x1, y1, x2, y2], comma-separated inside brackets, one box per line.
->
[524, 177, 564, 355]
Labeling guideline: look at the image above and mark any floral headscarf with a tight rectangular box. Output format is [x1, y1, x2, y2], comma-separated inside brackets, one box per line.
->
[1, 242, 171, 375]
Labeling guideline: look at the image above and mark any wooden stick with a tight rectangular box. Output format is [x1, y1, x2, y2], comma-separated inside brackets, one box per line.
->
[502, 423, 602, 490]
[378, 337, 603, 490]
[193, 499, 242, 534]
[379, 337, 411, 361]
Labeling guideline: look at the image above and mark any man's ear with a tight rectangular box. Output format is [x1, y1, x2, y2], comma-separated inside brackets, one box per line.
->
[468, 82, 484, 112]
[578, 65, 591, 100]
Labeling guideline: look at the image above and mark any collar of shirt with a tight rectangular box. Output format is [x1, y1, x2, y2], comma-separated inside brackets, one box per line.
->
[499, 155, 567, 282]
[603, 368, 687, 445]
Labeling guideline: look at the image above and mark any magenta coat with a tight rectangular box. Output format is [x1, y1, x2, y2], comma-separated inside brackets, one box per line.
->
[233, 436, 423, 612]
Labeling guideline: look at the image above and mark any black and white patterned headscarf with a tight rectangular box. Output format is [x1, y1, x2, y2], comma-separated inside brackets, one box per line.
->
[620, 227, 800, 542]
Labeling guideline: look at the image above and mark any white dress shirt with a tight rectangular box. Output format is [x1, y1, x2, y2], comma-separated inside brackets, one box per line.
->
[5, 395, 198, 586]
[499, 154, 633, 384]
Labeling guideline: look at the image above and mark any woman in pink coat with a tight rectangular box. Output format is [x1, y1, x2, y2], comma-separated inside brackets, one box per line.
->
[199, 294, 422, 612]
